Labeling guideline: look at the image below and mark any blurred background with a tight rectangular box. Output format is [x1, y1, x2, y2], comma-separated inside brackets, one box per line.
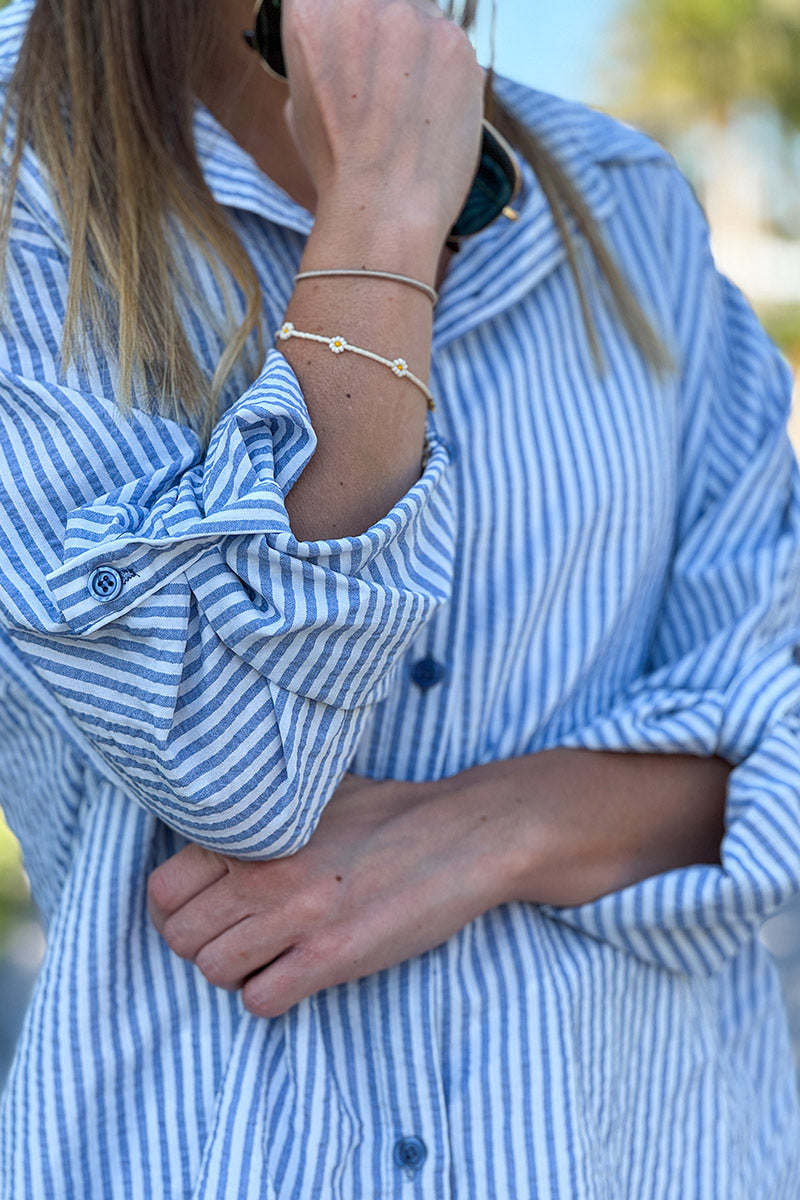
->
[2, 0, 800, 1084]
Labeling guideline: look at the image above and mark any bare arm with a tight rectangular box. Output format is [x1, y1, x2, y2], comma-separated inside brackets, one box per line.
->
[270, 0, 484, 539]
[455, 748, 729, 908]
[148, 749, 729, 1017]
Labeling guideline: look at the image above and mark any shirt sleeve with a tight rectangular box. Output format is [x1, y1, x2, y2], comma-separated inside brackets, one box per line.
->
[541, 166, 800, 975]
[0, 207, 455, 859]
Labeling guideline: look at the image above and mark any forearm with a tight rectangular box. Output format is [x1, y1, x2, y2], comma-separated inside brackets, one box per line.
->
[432, 748, 730, 909]
[281, 210, 442, 541]
[270, 1, 483, 542]
[150, 749, 731, 1014]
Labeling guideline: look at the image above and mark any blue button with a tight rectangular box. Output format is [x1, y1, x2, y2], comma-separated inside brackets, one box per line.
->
[393, 1136, 427, 1176]
[88, 566, 124, 603]
[793, 645, 800, 666]
[410, 657, 446, 690]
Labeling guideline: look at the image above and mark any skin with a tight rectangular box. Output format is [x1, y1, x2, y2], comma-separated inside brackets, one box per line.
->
[148, 0, 732, 1019]
[149, 754, 729, 1019]
[200, 0, 477, 541]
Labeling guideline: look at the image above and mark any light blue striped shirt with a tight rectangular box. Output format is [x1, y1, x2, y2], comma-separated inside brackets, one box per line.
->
[2, 2, 800, 1195]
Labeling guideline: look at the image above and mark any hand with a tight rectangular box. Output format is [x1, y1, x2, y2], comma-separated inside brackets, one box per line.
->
[147, 773, 505, 1018]
[281, 0, 485, 240]
[147, 750, 729, 1018]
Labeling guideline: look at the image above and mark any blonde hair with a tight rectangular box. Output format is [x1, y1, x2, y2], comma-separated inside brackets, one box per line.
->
[0, 0, 665, 442]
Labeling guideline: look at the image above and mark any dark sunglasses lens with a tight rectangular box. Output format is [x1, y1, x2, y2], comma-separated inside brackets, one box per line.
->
[254, 0, 287, 79]
[450, 124, 518, 239]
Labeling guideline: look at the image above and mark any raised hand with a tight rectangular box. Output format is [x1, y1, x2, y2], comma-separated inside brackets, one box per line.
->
[281, 0, 485, 243]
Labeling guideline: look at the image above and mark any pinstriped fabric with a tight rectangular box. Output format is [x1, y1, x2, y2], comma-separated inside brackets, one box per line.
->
[2, 1, 800, 1195]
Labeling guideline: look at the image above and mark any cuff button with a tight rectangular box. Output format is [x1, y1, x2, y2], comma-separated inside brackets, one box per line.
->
[88, 566, 124, 603]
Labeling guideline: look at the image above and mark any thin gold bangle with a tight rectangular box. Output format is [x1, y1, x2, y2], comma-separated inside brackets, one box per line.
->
[294, 269, 438, 306]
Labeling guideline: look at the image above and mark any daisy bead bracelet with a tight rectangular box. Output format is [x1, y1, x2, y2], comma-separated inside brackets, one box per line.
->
[275, 323, 436, 411]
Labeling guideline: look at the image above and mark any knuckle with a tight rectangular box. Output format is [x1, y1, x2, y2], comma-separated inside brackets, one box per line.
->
[434, 14, 469, 51]
[293, 887, 327, 930]
[195, 946, 236, 991]
[380, 1, 430, 41]
[242, 981, 279, 1020]
[301, 924, 349, 972]
[294, 936, 326, 971]
[229, 862, 262, 902]
[160, 916, 192, 958]
[146, 867, 173, 914]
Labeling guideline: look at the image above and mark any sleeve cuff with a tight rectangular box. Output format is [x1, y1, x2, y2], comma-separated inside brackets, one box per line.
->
[541, 723, 800, 976]
[45, 351, 455, 661]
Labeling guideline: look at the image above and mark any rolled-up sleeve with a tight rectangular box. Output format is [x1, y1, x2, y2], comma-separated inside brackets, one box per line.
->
[543, 168, 800, 975]
[1, 274, 454, 855]
[42, 350, 453, 709]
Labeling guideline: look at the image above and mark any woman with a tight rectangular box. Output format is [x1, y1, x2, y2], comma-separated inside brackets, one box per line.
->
[0, 0, 799, 1195]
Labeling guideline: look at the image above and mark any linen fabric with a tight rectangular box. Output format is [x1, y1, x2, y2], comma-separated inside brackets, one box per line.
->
[1, 1, 800, 1195]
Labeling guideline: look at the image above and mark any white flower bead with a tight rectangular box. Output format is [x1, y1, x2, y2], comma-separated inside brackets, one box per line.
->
[391, 358, 409, 378]
[328, 336, 348, 354]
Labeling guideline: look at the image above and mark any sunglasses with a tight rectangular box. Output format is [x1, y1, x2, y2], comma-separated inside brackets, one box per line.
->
[243, 0, 521, 239]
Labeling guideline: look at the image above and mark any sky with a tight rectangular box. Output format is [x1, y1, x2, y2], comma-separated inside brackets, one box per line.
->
[472, 0, 623, 103]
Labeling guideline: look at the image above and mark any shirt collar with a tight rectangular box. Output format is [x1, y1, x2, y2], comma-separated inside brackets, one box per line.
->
[194, 103, 315, 238]
[2, 0, 619, 323]
[433, 80, 618, 347]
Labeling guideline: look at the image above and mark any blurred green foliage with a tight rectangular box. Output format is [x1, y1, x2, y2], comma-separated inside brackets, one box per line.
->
[611, 0, 800, 130]
[607, 1, 800, 370]
[760, 305, 800, 366]
[0, 813, 30, 950]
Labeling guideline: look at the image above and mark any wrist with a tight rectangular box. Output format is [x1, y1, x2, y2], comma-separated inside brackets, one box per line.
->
[307, 197, 446, 287]
[454, 749, 730, 911]
[427, 767, 538, 913]
[439, 751, 614, 911]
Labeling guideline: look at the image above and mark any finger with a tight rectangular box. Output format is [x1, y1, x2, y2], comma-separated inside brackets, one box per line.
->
[194, 916, 292, 992]
[241, 927, 359, 1019]
[158, 872, 259, 960]
[240, 946, 315, 1019]
[147, 843, 228, 931]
